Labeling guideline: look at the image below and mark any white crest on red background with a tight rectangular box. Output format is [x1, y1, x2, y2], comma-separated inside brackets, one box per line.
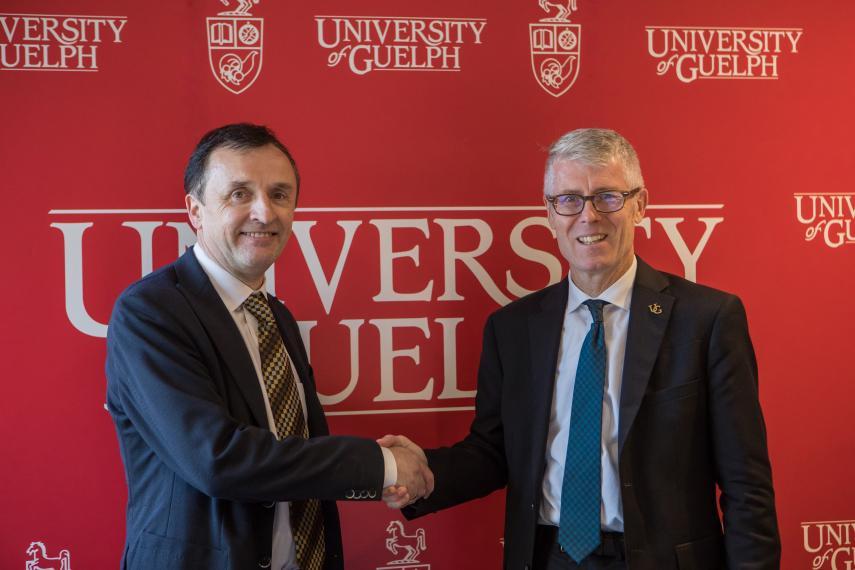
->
[377, 520, 430, 570]
[206, 0, 263, 94]
[530, 0, 581, 97]
[26, 541, 72, 570]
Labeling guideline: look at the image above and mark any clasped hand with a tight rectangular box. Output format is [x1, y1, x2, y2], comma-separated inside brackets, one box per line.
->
[377, 434, 434, 509]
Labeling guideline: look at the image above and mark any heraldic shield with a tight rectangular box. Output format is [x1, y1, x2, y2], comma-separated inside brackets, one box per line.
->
[207, 16, 263, 94]
[529, 22, 580, 97]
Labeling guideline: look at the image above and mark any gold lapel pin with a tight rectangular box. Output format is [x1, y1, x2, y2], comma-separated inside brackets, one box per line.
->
[648, 303, 663, 315]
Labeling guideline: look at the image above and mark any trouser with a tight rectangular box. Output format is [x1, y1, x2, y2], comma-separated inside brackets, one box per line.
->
[532, 525, 627, 570]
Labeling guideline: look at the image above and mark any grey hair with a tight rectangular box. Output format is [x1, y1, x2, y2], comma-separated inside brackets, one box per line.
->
[544, 128, 644, 194]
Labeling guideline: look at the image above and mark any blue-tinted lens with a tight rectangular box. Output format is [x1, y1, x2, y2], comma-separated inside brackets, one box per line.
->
[555, 194, 583, 212]
[594, 192, 624, 212]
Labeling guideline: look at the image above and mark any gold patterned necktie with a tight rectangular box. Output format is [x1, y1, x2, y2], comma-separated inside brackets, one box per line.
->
[243, 292, 325, 570]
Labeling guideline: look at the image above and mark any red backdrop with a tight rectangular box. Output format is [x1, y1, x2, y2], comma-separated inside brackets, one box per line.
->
[2, 1, 854, 568]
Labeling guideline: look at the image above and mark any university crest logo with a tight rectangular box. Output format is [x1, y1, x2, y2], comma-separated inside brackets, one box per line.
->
[529, 0, 581, 97]
[26, 541, 72, 570]
[377, 520, 430, 570]
[207, 0, 263, 94]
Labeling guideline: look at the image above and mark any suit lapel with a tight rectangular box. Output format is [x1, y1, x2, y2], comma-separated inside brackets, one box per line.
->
[528, 280, 569, 476]
[618, 257, 674, 456]
[173, 249, 269, 427]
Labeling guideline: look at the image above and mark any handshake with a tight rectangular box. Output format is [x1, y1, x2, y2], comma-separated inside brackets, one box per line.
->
[377, 434, 434, 509]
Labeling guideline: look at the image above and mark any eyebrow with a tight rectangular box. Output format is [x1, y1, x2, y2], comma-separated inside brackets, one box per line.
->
[226, 180, 295, 191]
[227, 180, 251, 190]
[557, 186, 622, 194]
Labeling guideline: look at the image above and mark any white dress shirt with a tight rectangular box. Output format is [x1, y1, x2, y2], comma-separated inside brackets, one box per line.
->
[539, 257, 637, 532]
[193, 245, 395, 570]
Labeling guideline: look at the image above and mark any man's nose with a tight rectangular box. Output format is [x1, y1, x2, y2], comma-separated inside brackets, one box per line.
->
[249, 195, 274, 223]
[578, 198, 602, 221]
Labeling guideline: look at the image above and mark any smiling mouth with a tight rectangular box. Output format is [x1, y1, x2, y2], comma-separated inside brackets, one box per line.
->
[577, 234, 606, 245]
[241, 231, 277, 238]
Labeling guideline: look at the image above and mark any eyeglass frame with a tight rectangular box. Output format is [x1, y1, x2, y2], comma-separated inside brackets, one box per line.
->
[544, 187, 643, 216]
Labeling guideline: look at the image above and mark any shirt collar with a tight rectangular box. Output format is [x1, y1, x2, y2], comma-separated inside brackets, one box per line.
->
[193, 244, 264, 312]
[567, 256, 637, 314]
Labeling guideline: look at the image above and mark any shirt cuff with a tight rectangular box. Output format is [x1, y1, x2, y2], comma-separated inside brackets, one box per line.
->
[380, 445, 397, 488]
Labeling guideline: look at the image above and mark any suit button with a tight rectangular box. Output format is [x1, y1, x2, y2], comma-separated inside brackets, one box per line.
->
[530, 503, 535, 510]
[258, 556, 271, 568]
[263, 501, 275, 508]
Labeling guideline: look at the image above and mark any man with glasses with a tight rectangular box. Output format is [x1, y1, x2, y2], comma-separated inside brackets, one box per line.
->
[382, 128, 780, 569]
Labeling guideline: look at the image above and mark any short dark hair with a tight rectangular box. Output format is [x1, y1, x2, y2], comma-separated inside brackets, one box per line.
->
[183, 123, 300, 201]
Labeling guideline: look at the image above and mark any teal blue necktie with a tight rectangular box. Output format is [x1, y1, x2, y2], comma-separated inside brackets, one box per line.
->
[559, 299, 608, 563]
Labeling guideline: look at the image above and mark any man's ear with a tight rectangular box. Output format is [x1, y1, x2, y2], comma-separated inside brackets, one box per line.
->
[633, 187, 649, 223]
[544, 196, 558, 232]
[186, 193, 203, 230]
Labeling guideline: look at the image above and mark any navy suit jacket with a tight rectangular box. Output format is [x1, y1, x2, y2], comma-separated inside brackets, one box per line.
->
[106, 248, 384, 570]
[404, 257, 780, 570]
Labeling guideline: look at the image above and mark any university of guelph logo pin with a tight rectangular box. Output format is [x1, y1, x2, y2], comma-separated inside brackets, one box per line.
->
[529, 0, 581, 97]
[206, 0, 263, 94]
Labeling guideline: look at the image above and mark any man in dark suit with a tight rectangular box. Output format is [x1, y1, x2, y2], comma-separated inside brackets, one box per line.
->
[381, 129, 780, 569]
[106, 123, 432, 570]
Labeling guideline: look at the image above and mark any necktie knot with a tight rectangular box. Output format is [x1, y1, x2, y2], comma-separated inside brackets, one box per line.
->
[583, 299, 608, 324]
[243, 292, 275, 327]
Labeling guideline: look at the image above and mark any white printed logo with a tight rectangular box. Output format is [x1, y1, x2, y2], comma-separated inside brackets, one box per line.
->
[794, 193, 855, 249]
[0, 13, 127, 71]
[529, 0, 581, 97]
[26, 541, 72, 570]
[315, 15, 486, 76]
[206, 0, 263, 94]
[646, 26, 803, 83]
[802, 519, 855, 569]
[377, 520, 430, 570]
[51, 203, 725, 342]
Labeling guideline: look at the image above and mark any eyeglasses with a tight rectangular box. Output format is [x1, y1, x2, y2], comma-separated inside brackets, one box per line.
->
[545, 188, 642, 216]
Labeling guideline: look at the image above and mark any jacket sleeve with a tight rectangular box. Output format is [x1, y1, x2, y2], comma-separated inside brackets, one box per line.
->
[106, 288, 384, 503]
[708, 295, 781, 569]
[405, 313, 508, 518]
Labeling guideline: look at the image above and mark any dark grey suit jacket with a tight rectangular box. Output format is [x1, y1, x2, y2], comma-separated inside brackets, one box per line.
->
[405, 257, 780, 570]
[106, 248, 384, 570]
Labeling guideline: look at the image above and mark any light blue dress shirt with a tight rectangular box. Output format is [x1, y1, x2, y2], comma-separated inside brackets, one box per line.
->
[539, 258, 637, 532]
